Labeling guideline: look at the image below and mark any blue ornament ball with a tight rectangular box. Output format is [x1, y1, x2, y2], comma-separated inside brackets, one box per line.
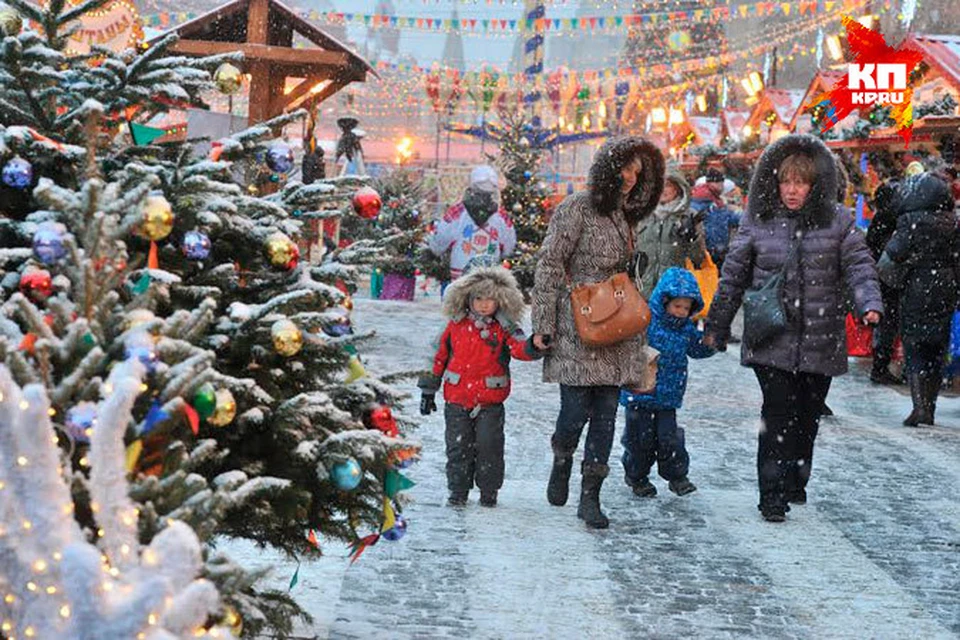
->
[125, 335, 159, 374]
[382, 514, 407, 541]
[266, 143, 295, 174]
[32, 226, 67, 265]
[323, 317, 353, 338]
[330, 458, 362, 491]
[182, 230, 211, 260]
[2, 156, 33, 189]
[65, 402, 97, 444]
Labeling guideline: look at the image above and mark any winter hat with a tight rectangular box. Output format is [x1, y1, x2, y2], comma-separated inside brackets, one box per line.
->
[469, 165, 500, 193]
[442, 266, 526, 326]
[705, 168, 725, 183]
[904, 161, 925, 178]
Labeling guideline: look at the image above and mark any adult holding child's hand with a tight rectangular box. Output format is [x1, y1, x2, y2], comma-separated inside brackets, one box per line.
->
[532, 136, 664, 530]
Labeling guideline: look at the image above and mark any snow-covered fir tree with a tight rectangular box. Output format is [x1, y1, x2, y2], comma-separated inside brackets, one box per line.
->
[492, 112, 553, 294]
[0, 0, 419, 635]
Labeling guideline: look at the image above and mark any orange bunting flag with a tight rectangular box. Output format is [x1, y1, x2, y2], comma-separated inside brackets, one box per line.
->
[19, 333, 37, 354]
[307, 529, 320, 551]
[347, 533, 380, 565]
[148, 241, 159, 269]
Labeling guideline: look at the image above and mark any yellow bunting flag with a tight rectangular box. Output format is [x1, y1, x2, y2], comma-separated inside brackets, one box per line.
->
[125, 440, 143, 472]
[380, 497, 396, 533]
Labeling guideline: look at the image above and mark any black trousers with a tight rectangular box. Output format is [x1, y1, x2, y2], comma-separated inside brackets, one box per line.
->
[444, 403, 505, 494]
[552, 385, 620, 466]
[753, 366, 832, 508]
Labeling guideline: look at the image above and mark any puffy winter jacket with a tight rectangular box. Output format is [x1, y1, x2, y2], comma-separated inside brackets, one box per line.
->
[635, 171, 707, 299]
[621, 267, 714, 410]
[706, 134, 883, 377]
[428, 202, 516, 279]
[882, 173, 960, 344]
[691, 184, 741, 259]
[420, 318, 539, 408]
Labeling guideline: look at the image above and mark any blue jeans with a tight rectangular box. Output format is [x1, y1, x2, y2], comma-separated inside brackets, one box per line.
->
[621, 407, 689, 484]
[552, 385, 620, 465]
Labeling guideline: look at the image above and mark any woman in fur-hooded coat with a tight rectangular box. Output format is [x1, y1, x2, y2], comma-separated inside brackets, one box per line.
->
[532, 136, 664, 529]
[704, 134, 882, 522]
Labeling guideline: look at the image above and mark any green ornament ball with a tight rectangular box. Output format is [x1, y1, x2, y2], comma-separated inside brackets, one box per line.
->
[193, 382, 217, 420]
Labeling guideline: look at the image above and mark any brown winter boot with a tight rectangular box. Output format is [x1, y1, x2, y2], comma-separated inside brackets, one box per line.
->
[577, 462, 610, 529]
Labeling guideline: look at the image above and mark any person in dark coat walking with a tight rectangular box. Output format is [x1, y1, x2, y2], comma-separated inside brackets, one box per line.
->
[418, 267, 543, 507]
[879, 172, 959, 426]
[532, 136, 664, 529]
[704, 134, 883, 523]
[865, 179, 904, 384]
[620, 267, 715, 498]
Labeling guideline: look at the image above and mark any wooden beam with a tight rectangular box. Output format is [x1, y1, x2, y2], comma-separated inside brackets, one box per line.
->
[270, 75, 327, 115]
[247, 0, 268, 44]
[248, 60, 271, 123]
[287, 76, 351, 113]
[167, 40, 351, 67]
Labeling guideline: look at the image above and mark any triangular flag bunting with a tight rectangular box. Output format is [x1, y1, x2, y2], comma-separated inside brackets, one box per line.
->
[183, 404, 200, 435]
[125, 439, 143, 472]
[129, 122, 166, 146]
[288, 562, 300, 590]
[384, 470, 416, 498]
[307, 529, 320, 550]
[381, 497, 396, 533]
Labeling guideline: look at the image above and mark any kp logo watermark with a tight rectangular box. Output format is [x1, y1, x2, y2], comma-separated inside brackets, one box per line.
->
[808, 16, 924, 145]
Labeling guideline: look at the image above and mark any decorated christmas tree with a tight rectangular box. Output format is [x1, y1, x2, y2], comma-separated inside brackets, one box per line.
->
[492, 112, 553, 294]
[0, 0, 419, 635]
[339, 168, 430, 300]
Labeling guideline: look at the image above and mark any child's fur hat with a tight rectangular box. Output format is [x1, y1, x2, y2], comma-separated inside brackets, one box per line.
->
[442, 266, 526, 326]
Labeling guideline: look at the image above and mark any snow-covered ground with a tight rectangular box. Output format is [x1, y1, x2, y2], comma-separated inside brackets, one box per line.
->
[229, 293, 960, 639]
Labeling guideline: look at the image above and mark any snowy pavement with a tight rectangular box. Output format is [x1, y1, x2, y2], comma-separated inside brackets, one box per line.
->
[231, 295, 960, 639]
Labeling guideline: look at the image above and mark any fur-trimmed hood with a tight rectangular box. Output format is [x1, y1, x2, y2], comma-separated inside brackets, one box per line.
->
[655, 169, 692, 216]
[748, 134, 838, 228]
[442, 267, 526, 326]
[588, 136, 665, 225]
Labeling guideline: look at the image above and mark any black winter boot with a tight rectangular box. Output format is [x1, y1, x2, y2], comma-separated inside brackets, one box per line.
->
[577, 462, 610, 529]
[547, 444, 575, 506]
[920, 374, 939, 426]
[904, 373, 932, 427]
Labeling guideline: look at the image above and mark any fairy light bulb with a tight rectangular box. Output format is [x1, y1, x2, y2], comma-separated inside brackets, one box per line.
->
[33, 560, 46, 572]
[121, 544, 131, 555]
[18, 400, 28, 410]
[22, 520, 31, 530]
[59, 605, 70, 618]
[16, 456, 27, 466]
[26, 582, 37, 592]
[25, 626, 35, 637]
[148, 613, 158, 625]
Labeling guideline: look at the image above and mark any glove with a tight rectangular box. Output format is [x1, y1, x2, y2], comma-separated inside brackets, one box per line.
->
[419, 393, 437, 416]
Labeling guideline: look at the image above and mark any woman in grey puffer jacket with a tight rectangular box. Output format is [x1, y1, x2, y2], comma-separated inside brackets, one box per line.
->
[705, 134, 882, 523]
[635, 170, 707, 299]
[532, 136, 664, 529]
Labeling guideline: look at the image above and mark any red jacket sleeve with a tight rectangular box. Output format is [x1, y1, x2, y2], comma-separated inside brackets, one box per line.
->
[418, 323, 452, 393]
[504, 328, 541, 362]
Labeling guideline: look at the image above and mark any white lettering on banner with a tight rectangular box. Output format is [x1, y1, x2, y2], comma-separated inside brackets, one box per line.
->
[847, 63, 908, 106]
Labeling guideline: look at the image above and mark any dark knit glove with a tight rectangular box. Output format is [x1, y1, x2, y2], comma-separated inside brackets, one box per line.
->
[420, 393, 437, 416]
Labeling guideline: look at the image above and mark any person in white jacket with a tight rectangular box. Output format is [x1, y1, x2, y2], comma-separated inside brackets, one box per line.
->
[428, 165, 517, 280]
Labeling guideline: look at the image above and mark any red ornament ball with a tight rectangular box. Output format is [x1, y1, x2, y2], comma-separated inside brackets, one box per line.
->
[19, 269, 53, 300]
[352, 187, 382, 220]
[368, 405, 399, 437]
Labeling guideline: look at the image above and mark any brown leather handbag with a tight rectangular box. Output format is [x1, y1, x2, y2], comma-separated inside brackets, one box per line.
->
[569, 226, 651, 347]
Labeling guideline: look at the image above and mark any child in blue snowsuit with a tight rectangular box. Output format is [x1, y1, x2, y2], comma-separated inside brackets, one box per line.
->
[621, 267, 715, 497]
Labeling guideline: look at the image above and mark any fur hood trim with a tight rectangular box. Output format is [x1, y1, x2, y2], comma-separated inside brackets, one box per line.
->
[442, 267, 526, 326]
[748, 134, 838, 227]
[659, 169, 692, 214]
[588, 136, 665, 225]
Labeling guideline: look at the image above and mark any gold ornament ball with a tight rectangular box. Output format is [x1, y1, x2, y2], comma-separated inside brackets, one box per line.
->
[0, 7, 22, 36]
[342, 296, 354, 311]
[208, 388, 237, 427]
[223, 606, 243, 636]
[141, 195, 174, 241]
[271, 319, 303, 357]
[214, 63, 242, 95]
[265, 232, 299, 269]
[247, 184, 259, 195]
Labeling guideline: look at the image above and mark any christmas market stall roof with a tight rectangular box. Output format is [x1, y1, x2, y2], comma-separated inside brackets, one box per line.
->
[904, 34, 960, 93]
[788, 69, 861, 134]
[721, 109, 750, 143]
[149, 0, 377, 122]
[744, 88, 806, 136]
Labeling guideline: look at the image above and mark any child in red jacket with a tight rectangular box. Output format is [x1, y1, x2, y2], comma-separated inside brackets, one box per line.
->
[418, 267, 542, 507]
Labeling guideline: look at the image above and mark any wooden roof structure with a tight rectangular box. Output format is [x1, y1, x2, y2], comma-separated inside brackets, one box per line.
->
[152, 0, 376, 123]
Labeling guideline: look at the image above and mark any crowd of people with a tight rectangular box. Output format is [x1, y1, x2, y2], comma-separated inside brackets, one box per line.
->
[419, 135, 959, 527]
